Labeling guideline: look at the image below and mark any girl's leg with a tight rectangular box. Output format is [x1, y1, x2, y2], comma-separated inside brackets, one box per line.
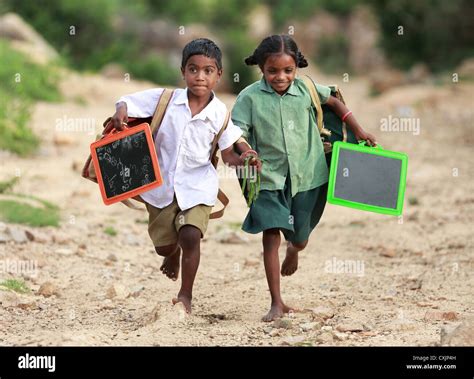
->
[281, 240, 308, 276]
[173, 225, 201, 313]
[262, 228, 294, 322]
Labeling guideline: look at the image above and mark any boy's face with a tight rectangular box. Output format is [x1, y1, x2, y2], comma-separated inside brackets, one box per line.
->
[261, 53, 297, 95]
[181, 55, 222, 98]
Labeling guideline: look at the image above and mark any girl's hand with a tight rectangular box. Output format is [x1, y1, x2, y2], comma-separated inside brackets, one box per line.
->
[354, 129, 377, 147]
[240, 150, 262, 173]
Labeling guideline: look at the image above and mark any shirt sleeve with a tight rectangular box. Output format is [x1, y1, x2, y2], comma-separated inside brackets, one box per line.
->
[315, 83, 332, 105]
[231, 93, 253, 140]
[218, 118, 242, 151]
[116, 88, 165, 118]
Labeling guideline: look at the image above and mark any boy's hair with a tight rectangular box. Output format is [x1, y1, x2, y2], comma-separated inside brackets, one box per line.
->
[181, 38, 223, 70]
[244, 34, 308, 69]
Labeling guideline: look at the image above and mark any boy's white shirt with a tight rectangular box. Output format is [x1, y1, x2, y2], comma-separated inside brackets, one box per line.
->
[116, 88, 242, 211]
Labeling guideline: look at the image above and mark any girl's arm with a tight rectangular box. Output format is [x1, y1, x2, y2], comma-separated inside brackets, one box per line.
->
[221, 139, 262, 172]
[325, 96, 377, 146]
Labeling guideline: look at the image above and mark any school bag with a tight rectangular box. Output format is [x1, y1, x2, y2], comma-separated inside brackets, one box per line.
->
[82, 89, 230, 219]
[300, 75, 358, 159]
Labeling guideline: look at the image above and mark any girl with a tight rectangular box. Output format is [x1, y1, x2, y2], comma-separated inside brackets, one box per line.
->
[232, 35, 376, 322]
[111, 38, 258, 314]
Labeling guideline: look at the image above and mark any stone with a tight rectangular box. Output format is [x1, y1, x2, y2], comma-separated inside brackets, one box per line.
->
[424, 311, 459, 322]
[336, 323, 365, 332]
[310, 306, 335, 320]
[37, 282, 59, 297]
[316, 332, 334, 344]
[440, 318, 474, 346]
[280, 335, 307, 346]
[300, 322, 321, 332]
[7, 227, 28, 244]
[274, 318, 292, 330]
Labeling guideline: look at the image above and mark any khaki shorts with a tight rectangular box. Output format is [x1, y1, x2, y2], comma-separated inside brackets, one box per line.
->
[145, 197, 212, 247]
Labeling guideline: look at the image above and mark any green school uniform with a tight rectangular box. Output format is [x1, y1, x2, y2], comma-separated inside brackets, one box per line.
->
[232, 77, 331, 242]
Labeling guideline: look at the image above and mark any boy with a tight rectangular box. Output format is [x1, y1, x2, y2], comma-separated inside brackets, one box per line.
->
[112, 39, 259, 313]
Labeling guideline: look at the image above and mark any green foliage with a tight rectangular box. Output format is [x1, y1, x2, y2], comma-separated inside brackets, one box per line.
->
[368, 0, 474, 72]
[127, 54, 180, 86]
[267, 0, 360, 27]
[104, 226, 117, 236]
[316, 34, 350, 74]
[0, 42, 61, 155]
[223, 30, 258, 93]
[0, 42, 61, 102]
[0, 196, 60, 227]
[0, 279, 30, 294]
[0, 177, 19, 194]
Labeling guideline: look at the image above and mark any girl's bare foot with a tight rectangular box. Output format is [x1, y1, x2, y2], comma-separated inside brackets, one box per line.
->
[160, 247, 181, 281]
[281, 249, 298, 276]
[172, 292, 192, 314]
[262, 302, 293, 322]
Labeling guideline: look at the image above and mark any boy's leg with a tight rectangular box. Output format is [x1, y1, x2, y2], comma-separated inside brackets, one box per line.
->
[155, 244, 181, 281]
[146, 199, 181, 280]
[172, 225, 201, 314]
[262, 228, 294, 322]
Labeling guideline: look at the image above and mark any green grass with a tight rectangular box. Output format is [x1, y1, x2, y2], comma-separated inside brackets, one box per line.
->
[0, 194, 60, 227]
[0, 177, 19, 194]
[0, 41, 62, 156]
[104, 226, 117, 236]
[0, 279, 30, 294]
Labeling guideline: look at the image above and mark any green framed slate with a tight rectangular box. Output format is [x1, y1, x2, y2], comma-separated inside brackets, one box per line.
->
[327, 141, 408, 216]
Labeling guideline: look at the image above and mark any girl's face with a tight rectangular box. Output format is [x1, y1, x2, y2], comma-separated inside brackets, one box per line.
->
[181, 55, 222, 99]
[261, 53, 297, 95]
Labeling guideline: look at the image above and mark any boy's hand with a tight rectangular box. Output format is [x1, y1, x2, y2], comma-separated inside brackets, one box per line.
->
[240, 150, 262, 173]
[354, 129, 377, 147]
[111, 102, 129, 131]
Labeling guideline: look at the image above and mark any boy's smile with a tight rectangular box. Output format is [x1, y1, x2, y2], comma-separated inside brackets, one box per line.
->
[182, 55, 222, 100]
[262, 53, 297, 95]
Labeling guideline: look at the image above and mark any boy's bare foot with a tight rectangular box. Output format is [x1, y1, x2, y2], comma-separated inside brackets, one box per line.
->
[262, 302, 293, 322]
[172, 293, 192, 314]
[160, 247, 181, 281]
[281, 248, 298, 276]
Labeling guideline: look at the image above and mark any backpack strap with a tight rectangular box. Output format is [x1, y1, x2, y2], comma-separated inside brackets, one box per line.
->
[209, 111, 231, 220]
[150, 89, 175, 137]
[210, 111, 230, 167]
[301, 75, 324, 133]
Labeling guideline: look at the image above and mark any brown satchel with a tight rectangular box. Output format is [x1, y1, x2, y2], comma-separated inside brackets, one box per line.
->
[82, 89, 230, 218]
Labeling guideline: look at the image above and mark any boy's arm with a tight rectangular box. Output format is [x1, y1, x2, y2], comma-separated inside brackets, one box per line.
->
[325, 96, 377, 146]
[112, 101, 128, 131]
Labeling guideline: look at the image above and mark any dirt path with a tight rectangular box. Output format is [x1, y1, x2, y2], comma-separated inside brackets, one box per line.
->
[0, 70, 472, 346]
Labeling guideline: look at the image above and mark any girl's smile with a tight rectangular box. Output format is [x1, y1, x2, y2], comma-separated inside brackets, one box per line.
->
[262, 53, 297, 95]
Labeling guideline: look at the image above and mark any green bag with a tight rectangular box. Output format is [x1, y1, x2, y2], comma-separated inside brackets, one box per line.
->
[300, 75, 358, 165]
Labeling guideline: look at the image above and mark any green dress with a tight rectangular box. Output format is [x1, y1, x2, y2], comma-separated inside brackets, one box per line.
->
[232, 77, 331, 243]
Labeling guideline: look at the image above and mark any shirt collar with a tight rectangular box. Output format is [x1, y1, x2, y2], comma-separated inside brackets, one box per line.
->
[174, 88, 219, 123]
[258, 77, 299, 96]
